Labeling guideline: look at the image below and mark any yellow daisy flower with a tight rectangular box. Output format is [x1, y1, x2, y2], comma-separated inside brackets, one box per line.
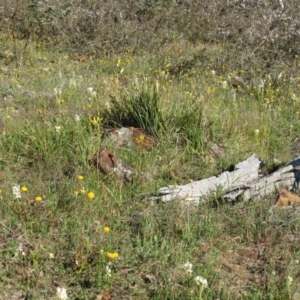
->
[103, 226, 110, 233]
[106, 252, 119, 260]
[87, 192, 95, 199]
[21, 186, 28, 192]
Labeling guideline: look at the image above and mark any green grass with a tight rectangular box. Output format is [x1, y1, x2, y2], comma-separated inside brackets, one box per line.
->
[1, 33, 300, 300]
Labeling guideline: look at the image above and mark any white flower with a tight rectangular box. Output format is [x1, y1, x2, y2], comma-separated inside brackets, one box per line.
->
[56, 287, 68, 300]
[221, 81, 228, 89]
[54, 87, 62, 96]
[255, 129, 260, 135]
[287, 276, 293, 284]
[104, 102, 111, 110]
[106, 263, 112, 277]
[49, 253, 54, 259]
[12, 185, 21, 199]
[194, 276, 208, 287]
[258, 79, 265, 91]
[18, 242, 26, 256]
[69, 78, 77, 87]
[87, 87, 97, 97]
[183, 261, 193, 275]
[74, 115, 81, 122]
[211, 70, 216, 75]
[55, 126, 62, 133]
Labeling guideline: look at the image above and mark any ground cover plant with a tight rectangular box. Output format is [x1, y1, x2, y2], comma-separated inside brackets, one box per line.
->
[1, 1, 300, 299]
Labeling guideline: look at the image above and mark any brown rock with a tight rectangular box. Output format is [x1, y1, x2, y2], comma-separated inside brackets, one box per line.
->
[104, 127, 154, 149]
[93, 149, 135, 183]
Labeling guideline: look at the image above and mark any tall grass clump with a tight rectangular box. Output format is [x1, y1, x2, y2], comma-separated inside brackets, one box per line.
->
[104, 83, 166, 138]
[168, 98, 207, 153]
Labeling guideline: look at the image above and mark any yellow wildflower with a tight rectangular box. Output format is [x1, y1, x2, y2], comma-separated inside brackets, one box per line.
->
[21, 186, 28, 192]
[77, 175, 84, 180]
[35, 196, 42, 202]
[136, 134, 145, 144]
[80, 187, 86, 194]
[106, 252, 119, 260]
[90, 117, 102, 126]
[103, 226, 110, 233]
[87, 192, 95, 199]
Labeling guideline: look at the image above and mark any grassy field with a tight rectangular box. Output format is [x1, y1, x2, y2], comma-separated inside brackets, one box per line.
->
[1, 5, 300, 298]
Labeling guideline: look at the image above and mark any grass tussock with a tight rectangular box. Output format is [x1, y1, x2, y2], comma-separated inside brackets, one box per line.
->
[104, 83, 166, 138]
